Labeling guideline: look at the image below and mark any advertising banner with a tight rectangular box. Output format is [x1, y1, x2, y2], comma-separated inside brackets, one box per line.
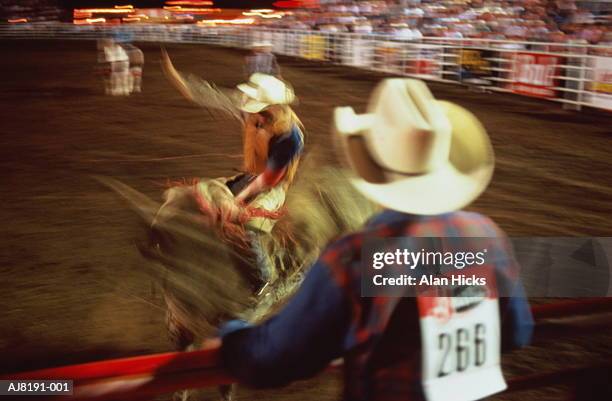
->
[459, 49, 494, 84]
[587, 56, 612, 111]
[510, 53, 560, 98]
[301, 34, 327, 61]
[375, 41, 403, 73]
[406, 45, 442, 79]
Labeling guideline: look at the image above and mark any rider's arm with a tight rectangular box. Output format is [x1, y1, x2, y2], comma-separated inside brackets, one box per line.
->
[161, 49, 244, 122]
[161, 48, 197, 103]
[235, 167, 286, 204]
[219, 259, 351, 388]
[235, 128, 302, 204]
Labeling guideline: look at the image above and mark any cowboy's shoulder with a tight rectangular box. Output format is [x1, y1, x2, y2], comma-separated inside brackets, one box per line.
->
[446, 211, 508, 237]
[363, 209, 508, 238]
[319, 220, 396, 267]
[319, 232, 364, 268]
[315, 232, 365, 289]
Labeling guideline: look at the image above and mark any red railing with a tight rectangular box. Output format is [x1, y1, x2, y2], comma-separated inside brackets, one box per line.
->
[3, 298, 612, 401]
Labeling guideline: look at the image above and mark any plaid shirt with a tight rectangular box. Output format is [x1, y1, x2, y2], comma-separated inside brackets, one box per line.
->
[220, 210, 533, 401]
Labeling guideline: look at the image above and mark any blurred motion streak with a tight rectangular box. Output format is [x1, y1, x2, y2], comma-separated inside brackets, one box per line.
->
[166, 1, 214, 5]
[74, 18, 107, 25]
[197, 18, 254, 25]
[273, 0, 319, 9]
[73, 9, 133, 14]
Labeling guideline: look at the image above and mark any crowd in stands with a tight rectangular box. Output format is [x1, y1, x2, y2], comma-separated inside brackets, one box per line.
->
[260, 0, 611, 46]
[1, 0, 64, 22]
[1, 0, 609, 50]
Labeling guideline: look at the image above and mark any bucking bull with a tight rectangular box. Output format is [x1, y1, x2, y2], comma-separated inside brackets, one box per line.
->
[100, 157, 379, 400]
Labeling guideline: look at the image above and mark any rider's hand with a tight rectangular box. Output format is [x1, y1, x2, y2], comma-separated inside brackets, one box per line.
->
[235, 192, 248, 206]
[201, 337, 221, 351]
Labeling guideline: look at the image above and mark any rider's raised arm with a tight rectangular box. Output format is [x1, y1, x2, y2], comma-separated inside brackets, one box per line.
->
[161, 49, 244, 123]
[219, 258, 351, 388]
[236, 125, 303, 204]
[161, 48, 196, 102]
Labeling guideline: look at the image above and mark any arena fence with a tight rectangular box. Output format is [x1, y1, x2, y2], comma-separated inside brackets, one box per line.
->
[1, 23, 611, 112]
[3, 298, 611, 401]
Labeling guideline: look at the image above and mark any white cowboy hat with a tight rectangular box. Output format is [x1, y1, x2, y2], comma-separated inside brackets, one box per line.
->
[237, 73, 296, 113]
[333, 78, 494, 215]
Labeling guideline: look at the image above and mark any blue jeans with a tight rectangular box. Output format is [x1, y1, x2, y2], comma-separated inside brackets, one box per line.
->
[247, 231, 272, 284]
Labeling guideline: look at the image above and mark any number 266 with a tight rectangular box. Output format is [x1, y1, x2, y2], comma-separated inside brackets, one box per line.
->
[438, 323, 486, 377]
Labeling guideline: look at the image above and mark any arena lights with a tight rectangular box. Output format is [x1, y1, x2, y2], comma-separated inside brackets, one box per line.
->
[174, 8, 221, 12]
[166, 1, 214, 5]
[273, 0, 319, 8]
[243, 11, 285, 18]
[73, 18, 107, 25]
[114, 5, 134, 9]
[197, 18, 255, 25]
[73, 9, 133, 14]
[164, 6, 221, 14]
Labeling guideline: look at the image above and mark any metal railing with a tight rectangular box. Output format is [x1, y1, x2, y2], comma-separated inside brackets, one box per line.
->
[1, 23, 611, 111]
[3, 298, 612, 401]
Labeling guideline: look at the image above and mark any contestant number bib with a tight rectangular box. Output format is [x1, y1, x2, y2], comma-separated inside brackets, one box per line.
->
[417, 288, 506, 401]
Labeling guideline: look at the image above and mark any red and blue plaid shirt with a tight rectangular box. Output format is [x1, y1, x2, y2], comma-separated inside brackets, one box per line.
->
[220, 210, 534, 401]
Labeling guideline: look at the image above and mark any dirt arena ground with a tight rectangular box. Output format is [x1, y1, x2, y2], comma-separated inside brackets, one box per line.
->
[0, 40, 610, 400]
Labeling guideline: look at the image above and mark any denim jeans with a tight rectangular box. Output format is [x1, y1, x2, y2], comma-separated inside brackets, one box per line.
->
[247, 231, 272, 284]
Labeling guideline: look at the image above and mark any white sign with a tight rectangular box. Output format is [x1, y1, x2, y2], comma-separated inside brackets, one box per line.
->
[343, 38, 373, 67]
[417, 278, 506, 401]
[510, 53, 560, 98]
[587, 56, 612, 111]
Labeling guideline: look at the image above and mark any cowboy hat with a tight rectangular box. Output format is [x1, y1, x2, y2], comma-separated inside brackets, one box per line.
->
[237, 73, 296, 113]
[333, 79, 494, 215]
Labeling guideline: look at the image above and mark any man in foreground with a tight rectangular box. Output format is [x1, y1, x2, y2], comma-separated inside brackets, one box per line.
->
[214, 78, 534, 400]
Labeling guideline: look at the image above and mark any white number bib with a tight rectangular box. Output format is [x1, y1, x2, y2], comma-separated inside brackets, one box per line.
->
[417, 275, 506, 401]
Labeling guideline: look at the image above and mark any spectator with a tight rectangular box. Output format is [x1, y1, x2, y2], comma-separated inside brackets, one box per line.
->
[121, 43, 144, 93]
[100, 38, 130, 96]
[244, 42, 280, 79]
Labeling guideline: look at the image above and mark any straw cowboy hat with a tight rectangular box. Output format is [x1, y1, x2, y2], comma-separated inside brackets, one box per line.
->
[333, 78, 494, 215]
[237, 73, 296, 113]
